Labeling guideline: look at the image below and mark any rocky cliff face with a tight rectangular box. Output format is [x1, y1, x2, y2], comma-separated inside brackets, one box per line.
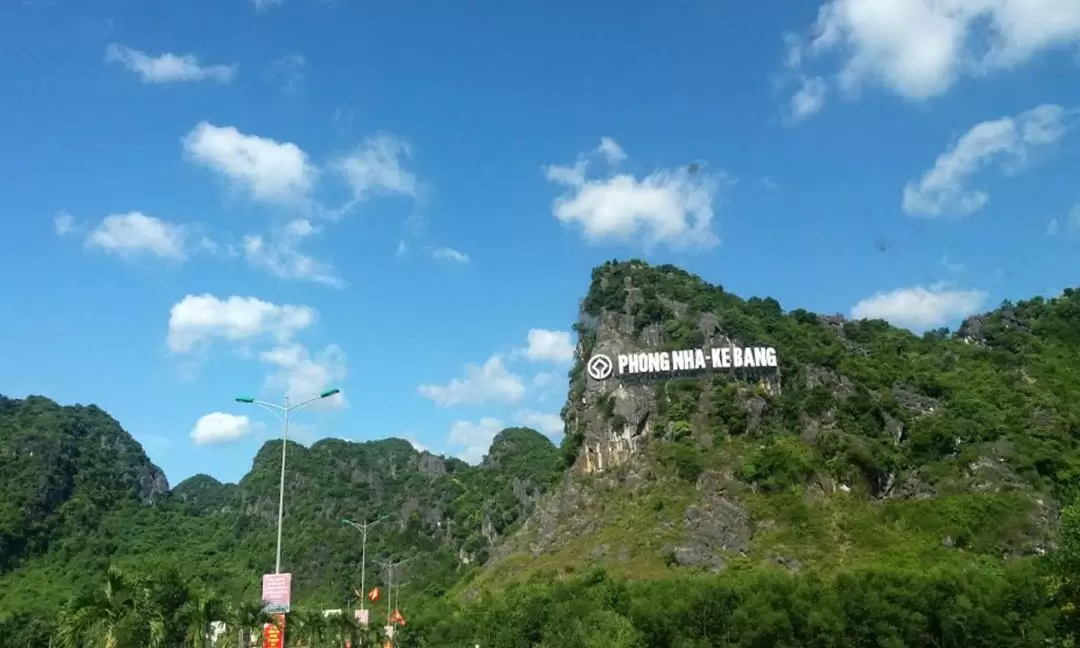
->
[477, 260, 1070, 588]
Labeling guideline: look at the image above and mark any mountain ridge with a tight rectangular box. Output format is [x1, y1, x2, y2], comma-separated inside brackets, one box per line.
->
[474, 259, 1075, 589]
[5, 259, 1080, 638]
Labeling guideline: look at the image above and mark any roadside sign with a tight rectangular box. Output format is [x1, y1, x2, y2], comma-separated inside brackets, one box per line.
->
[262, 573, 292, 613]
[263, 620, 283, 648]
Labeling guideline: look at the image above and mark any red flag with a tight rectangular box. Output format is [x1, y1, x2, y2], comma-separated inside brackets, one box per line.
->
[367, 587, 381, 602]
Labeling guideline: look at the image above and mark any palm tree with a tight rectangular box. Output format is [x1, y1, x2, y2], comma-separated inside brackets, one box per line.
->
[357, 620, 386, 648]
[178, 585, 230, 648]
[55, 565, 166, 648]
[326, 612, 363, 647]
[214, 601, 267, 648]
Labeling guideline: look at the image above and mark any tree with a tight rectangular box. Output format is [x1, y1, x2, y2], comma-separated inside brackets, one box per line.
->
[177, 585, 228, 648]
[55, 565, 165, 648]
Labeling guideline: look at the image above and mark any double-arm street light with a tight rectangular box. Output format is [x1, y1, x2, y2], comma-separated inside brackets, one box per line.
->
[341, 515, 388, 614]
[235, 388, 341, 574]
[375, 557, 414, 630]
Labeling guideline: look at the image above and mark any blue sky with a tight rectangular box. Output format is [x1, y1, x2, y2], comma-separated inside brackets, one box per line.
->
[1, 0, 1078, 485]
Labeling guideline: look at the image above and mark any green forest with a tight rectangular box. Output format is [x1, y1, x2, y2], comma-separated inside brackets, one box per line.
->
[6, 259, 1080, 647]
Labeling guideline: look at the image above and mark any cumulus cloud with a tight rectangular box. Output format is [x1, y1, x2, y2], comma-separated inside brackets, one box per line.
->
[105, 44, 236, 84]
[447, 417, 504, 464]
[170, 294, 347, 417]
[418, 355, 525, 407]
[850, 283, 987, 330]
[182, 122, 319, 206]
[85, 212, 189, 260]
[259, 343, 348, 410]
[181, 123, 419, 224]
[522, 329, 575, 364]
[545, 138, 723, 250]
[190, 412, 254, 446]
[56, 212, 209, 262]
[167, 294, 316, 354]
[595, 137, 627, 165]
[902, 104, 1072, 217]
[782, 0, 1080, 114]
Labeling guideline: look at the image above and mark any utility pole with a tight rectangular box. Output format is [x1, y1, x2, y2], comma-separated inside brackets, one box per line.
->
[390, 579, 412, 611]
[374, 558, 413, 632]
[341, 516, 388, 615]
[235, 388, 341, 574]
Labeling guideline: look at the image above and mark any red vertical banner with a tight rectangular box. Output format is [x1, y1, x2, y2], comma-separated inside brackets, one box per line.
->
[263, 622, 282, 648]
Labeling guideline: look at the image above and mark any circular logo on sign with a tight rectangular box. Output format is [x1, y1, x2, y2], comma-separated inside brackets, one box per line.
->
[586, 354, 614, 380]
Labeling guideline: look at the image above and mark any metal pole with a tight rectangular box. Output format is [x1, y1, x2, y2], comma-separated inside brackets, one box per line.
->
[343, 516, 387, 617]
[360, 525, 368, 613]
[386, 563, 392, 627]
[275, 395, 290, 574]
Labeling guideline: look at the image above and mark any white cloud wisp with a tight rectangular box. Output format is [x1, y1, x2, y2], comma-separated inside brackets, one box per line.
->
[106, 44, 236, 84]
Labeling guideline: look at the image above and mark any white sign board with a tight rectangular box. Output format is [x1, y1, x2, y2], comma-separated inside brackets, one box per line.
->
[355, 608, 369, 626]
[261, 573, 292, 614]
[587, 346, 778, 381]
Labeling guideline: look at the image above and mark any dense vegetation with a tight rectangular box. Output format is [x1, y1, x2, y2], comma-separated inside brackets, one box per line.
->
[0, 397, 562, 645]
[484, 260, 1080, 585]
[7, 259, 1080, 646]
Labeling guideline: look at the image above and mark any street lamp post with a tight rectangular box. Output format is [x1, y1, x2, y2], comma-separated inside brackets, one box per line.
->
[341, 516, 388, 615]
[374, 557, 413, 632]
[236, 388, 341, 574]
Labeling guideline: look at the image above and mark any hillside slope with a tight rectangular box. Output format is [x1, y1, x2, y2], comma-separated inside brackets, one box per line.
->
[475, 260, 1078, 588]
[0, 400, 561, 620]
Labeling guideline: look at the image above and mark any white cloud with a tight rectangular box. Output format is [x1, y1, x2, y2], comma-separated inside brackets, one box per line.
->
[596, 137, 627, 165]
[432, 247, 470, 263]
[790, 76, 827, 121]
[545, 138, 722, 250]
[85, 212, 188, 260]
[447, 417, 504, 464]
[1048, 218, 1060, 235]
[784, 0, 1080, 110]
[418, 355, 525, 407]
[523, 329, 575, 364]
[105, 44, 236, 84]
[190, 412, 254, 446]
[167, 294, 316, 353]
[850, 283, 987, 330]
[54, 212, 76, 236]
[243, 218, 345, 287]
[253, 0, 284, 11]
[332, 133, 418, 205]
[512, 410, 564, 438]
[902, 104, 1071, 217]
[182, 122, 318, 206]
[259, 343, 348, 410]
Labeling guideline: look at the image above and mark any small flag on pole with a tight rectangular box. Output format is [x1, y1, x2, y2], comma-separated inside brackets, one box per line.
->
[367, 587, 381, 602]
